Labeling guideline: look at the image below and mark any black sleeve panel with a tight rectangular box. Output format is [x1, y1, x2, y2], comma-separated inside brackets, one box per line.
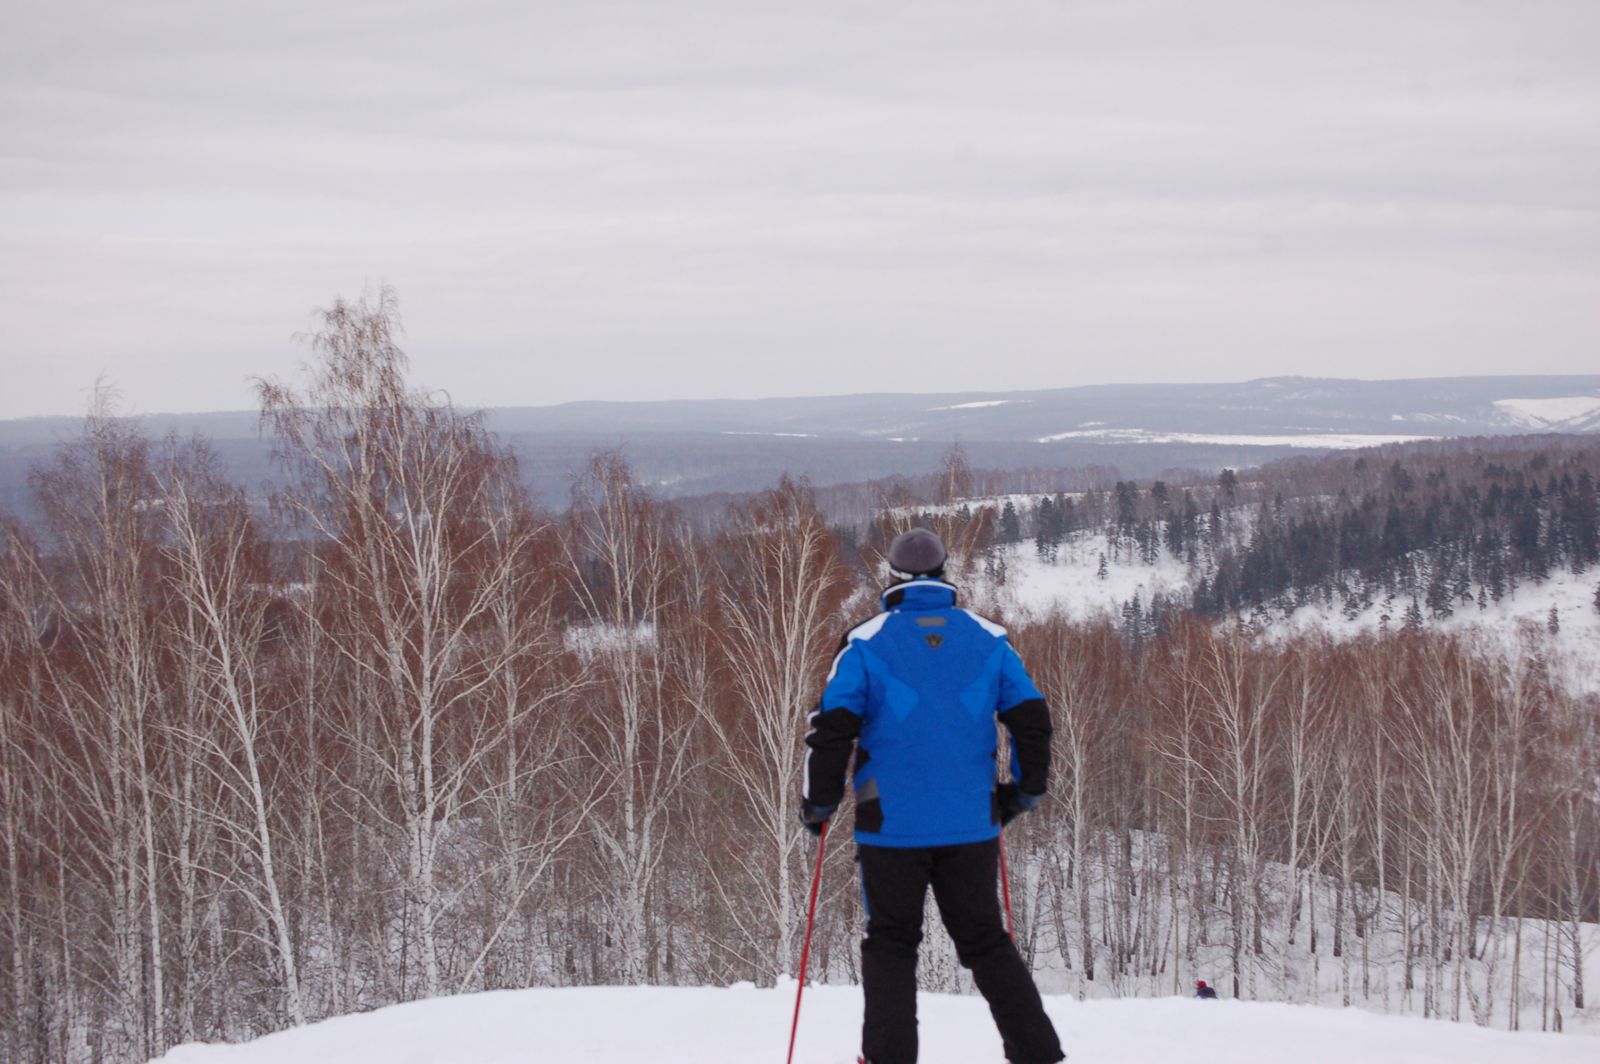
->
[803, 706, 863, 807]
[999, 697, 1052, 796]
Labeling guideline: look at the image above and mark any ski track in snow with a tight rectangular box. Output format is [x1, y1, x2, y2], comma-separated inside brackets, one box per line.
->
[150, 985, 1598, 1064]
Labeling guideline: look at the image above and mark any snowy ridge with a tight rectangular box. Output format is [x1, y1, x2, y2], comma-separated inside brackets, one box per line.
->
[150, 985, 1598, 1064]
[1492, 397, 1600, 431]
[472, 374, 1600, 442]
[1032, 429, 1436, 447]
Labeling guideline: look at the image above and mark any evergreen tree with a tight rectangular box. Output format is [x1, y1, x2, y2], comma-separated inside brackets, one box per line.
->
[1512, 486, 1544, 577]
[1034, 496, 1062, 563]
[1381, 503, 1408, 558]
[1403, 597, 1424, 632]
[1120, 593, 1146, 650]
[999, 499, 1022, 545]
[1487, 549, 1507, 602]
[1138, 518, 1160, 565]
[1114, 481, 1139, 537]
[1426, 573, 1453, 619]
[1388, 459, 1414, 494]
[1547, 604, 1561, 635]
[1166, 490, 1199, 559]
[1566, 470, 1598, 568]
[1218, 467, 1238, 503]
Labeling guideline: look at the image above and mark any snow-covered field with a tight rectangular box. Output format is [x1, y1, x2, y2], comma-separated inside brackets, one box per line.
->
[150, 984, 1597, 1064]
[1031, 429, 1435, 447]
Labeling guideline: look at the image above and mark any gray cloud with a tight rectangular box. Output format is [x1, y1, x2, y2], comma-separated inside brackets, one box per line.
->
[2, 0, 1597, 418]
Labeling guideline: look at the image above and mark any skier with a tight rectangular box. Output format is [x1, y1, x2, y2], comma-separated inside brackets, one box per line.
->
[1194, 980, 1218, 1000]
[799, 528, 1065, 1064]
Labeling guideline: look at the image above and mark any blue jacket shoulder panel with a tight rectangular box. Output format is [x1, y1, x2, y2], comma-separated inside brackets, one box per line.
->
[816, 612, 889, 717]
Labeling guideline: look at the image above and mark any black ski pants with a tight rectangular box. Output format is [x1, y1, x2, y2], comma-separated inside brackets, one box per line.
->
[858, 839, 1064, 1064]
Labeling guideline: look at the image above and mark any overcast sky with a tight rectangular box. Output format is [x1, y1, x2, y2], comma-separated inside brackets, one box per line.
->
[2, 0, 1596, 419]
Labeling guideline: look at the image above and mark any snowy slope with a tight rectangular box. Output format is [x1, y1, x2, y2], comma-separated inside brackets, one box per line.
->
[987, 533, 1193, 624]
[150, 985, 1597, 1064]
[973, 531, 1600, 694]
[1491, 397, 1600, 431]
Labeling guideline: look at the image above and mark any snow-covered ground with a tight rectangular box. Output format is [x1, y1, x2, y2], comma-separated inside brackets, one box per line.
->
[935, 399, 1024, 410]
[1272, 566, 1600, 693]
[1492, 397, 1600, 430]
[563, 620, 658, 660]
[1031, 429, 1435, 447]
[150, 984, 1597, 1064]
[987, 533, 1193, 625]
[971, 531, 1600, 694]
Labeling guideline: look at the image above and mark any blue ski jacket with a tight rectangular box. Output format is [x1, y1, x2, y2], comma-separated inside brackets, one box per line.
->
[803, 578, 1053, 848]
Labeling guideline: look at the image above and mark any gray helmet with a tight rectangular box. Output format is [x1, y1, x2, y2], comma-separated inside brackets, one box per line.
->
[888, 528, 947, 578]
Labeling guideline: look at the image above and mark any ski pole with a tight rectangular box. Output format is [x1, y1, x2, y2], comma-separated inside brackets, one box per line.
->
[786, 820, 829, 1064]
[999, 830, 1015, 941]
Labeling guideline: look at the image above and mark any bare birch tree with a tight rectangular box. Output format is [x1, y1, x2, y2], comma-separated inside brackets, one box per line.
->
[260, 288, 543, 999]
[158, 445, 307, 1024]
[701, 477, 854, 981]
[29, 405, 171, 1059]
[561, 452, 697, 983]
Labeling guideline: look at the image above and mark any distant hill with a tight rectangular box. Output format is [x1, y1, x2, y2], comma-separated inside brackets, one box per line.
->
[479, 374, 1600, 441]
[3, 375, 1596, 515]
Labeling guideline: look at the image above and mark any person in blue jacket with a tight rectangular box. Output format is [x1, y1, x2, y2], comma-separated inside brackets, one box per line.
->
[800, 528, 1065, 1064]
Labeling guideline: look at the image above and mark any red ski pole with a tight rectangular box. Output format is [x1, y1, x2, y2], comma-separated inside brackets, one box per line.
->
[999, 830, 1016, 940]
[786, 820, 829, 1064]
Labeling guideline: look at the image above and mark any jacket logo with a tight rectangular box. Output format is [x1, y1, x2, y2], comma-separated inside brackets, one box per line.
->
[924, 633, 943, 649]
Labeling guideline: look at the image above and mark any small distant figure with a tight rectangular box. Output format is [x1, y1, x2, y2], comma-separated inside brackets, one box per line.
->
[1194, 980, 1218, 1000]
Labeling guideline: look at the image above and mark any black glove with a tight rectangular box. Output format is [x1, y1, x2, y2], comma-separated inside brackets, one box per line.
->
[799, 800, 837, 838]
[997, 783, 1042, 826]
